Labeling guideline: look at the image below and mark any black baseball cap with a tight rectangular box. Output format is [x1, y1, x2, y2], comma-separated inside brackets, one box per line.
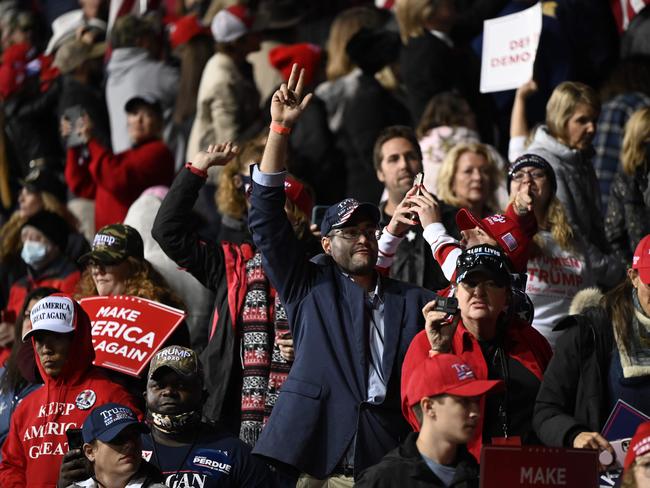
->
[79, 224, 144, 265]
[20, 168, 67, 203]
[456, 245, 512, 286]
[124, 95, 163, 117]
[320, 198, 380, 236]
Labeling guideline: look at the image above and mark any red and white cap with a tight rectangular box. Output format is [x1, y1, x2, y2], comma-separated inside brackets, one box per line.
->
[633, 235, 650, 285]
[401, 353, 503, 428]
[169, 14, 210, 50]
[456, 208, 531, 273]
[625, 421, 650, 469]
[23, 295, 75, 341]
[211, 5, 254, 43]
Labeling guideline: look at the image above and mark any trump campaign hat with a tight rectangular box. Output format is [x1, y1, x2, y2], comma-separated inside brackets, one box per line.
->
[79, 224, 144, 265]
[402, 353, 503, 417]
[82, 403, 148, 443]
[168, 14, 210, 50]
[148, 345, 203, 383]
[633, 235, 650, 285]
[320, 198, 381, 236]
[625, 421, 650, 469]
[456, 209, 531, 273]
[23, 295, 75, 341]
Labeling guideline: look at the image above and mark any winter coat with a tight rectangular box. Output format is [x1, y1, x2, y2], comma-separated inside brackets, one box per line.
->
[65, 139, 175, 231]
[0, 294, 141, 487]
[186, 53, 259, 161]
[604, 167, 650, 269]
[0, 368, 41, 460]
[528, 126, 625, 287]
[248, 170, 436, 478]
[356, 433, 479, 488]
[105, 47, 179, 154]
[533, 306, 614, 447]
[402, 318, 552, 460]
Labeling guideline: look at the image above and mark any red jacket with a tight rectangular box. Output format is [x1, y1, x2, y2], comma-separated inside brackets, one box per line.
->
[65, 138, 174, 231]
[0, 294, 141, 487]
[401, 316, 552, 460]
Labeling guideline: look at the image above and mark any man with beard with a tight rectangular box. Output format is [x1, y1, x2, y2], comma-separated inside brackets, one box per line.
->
[373, 126, 451, 291]
[245, 66, 435, 485]
[141, 346, 272, 487]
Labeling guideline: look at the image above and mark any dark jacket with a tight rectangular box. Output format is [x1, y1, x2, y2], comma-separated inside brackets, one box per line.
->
[339, 73, 411, 204]
[533, 306, 614, 447]
[248, 172, 436, 478]
[604, 168, 650, 269]
[356, 432, 479, 488]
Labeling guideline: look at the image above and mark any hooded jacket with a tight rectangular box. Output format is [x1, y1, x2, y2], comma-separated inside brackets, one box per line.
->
[0, 294, 141, 487]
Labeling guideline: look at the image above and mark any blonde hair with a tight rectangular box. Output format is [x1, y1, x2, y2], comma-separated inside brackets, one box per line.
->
[621, 107, 650, 176]
[436, 142, 501, 213]
[0, 191, 80, 262]
[546, 81, 600, 141]
[530, 197, 575, 251]
[325, 7, 383, 81]
[216, 135, 266, 220]
[75, 256, 183, 309]
[395, 0, 436, 43]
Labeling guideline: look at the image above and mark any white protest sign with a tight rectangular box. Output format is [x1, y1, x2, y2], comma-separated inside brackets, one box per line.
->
[480, 2, 542, 93]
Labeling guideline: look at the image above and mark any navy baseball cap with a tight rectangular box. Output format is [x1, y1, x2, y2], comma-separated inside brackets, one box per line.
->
[82, 403, 148, 443]
[321, 198, 381, 236]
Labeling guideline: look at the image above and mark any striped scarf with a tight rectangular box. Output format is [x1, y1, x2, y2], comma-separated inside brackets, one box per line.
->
[239, 252, 291, 446]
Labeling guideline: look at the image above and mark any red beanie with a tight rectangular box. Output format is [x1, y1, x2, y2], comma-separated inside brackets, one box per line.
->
[269, 43, 322, 87]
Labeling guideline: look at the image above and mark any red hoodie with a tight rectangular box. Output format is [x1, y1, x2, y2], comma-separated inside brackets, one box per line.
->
[0, 294, 141, 487]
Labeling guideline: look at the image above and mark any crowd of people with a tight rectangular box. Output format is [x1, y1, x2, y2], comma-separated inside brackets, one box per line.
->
[0, 0, 648, 487]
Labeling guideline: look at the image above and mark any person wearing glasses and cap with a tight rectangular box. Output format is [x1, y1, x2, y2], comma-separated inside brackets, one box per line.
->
[403, 245, 551, 461]
[241, 65, 434, 484]
[67, 403, 165, 488]
[357, 353, 504, 487]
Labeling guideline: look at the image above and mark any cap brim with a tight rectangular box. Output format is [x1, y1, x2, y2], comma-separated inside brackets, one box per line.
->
[332, 203, 381, 230]
[92, 420, 149, 443]
[23, 324, 73, 342]
[149, 364, 201, 382]
[457, 265, 510, 286]
[456, 208, 484, 232]
[446, 379, 504, 397]
[78, 250, 125, 266]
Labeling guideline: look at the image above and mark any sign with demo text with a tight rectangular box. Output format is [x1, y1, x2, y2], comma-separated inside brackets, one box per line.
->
[480, 2, 542, 93]
[79, 295, 185, 377]
[481, 445, 599, 487]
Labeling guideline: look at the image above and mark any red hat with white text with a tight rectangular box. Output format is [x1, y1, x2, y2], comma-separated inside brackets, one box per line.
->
[633, 235, 650, 285]
[625, 421, 650, 469]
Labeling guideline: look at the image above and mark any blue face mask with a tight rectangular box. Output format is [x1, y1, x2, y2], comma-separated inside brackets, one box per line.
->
[21, 240, 49, 268]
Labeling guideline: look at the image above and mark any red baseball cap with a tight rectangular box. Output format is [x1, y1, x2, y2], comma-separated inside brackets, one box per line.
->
[269, 43, 322, 87]
[456, 208, 531, 273]
[169, 14, 210, 50]
[284, 176, 313, 218]
[625, 421, 650, 469]
[401, 353, 503, 428]
[633, 235, 650, 285]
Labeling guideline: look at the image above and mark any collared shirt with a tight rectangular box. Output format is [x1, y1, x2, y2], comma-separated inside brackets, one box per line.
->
[366, 277, 386, 403]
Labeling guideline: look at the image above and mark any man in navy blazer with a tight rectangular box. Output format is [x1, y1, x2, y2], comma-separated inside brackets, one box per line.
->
[245, 65, 436, 484]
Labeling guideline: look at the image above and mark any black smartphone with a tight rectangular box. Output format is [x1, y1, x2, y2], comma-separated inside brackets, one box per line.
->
[311, 205, 329, 228]
[66, 428, 84, 450]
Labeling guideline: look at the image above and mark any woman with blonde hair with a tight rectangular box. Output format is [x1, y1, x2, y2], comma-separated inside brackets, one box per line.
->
[605, 107, 650, 268]
[436, 142, 501, 219]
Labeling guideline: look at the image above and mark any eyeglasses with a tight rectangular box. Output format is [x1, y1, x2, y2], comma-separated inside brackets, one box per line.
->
[511, 169, 547, 181]
[328, 227, 379, 241]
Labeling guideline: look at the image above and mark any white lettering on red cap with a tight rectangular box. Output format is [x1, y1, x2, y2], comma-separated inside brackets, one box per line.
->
[486, 214, 507, 225]
[451, 363, 475, 381]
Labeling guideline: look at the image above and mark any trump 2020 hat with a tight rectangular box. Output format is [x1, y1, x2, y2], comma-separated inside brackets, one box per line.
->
[456, 244, 512, 287]
[320, 198, 381, 237]
[79, 224, 144, 265]
[23, 295, 75, 341]
[633, 235, 650, 285]
[82, 403, 148, 443]
[403, 353, 503, 409]
[148, 345, 203, 382]
[456, 209, 530, 273]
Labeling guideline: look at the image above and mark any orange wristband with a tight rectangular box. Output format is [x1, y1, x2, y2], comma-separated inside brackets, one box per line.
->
[270, 121, 292, 135]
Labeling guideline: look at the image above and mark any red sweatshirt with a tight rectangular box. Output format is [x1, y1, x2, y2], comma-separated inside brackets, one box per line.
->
[0, 294, 141, 487]
[65, 138, 174, 231]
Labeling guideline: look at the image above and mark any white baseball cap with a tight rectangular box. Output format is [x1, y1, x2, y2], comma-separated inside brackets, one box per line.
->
[23, 295, 75, 341]
[211, 5, 254, 43]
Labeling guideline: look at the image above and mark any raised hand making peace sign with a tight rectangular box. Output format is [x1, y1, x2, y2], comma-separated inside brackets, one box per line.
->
[270, 63, 313, 128]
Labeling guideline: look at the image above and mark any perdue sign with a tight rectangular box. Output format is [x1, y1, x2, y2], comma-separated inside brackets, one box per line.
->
[480, 446, 599, 487]
[79, 295, 185, 377]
